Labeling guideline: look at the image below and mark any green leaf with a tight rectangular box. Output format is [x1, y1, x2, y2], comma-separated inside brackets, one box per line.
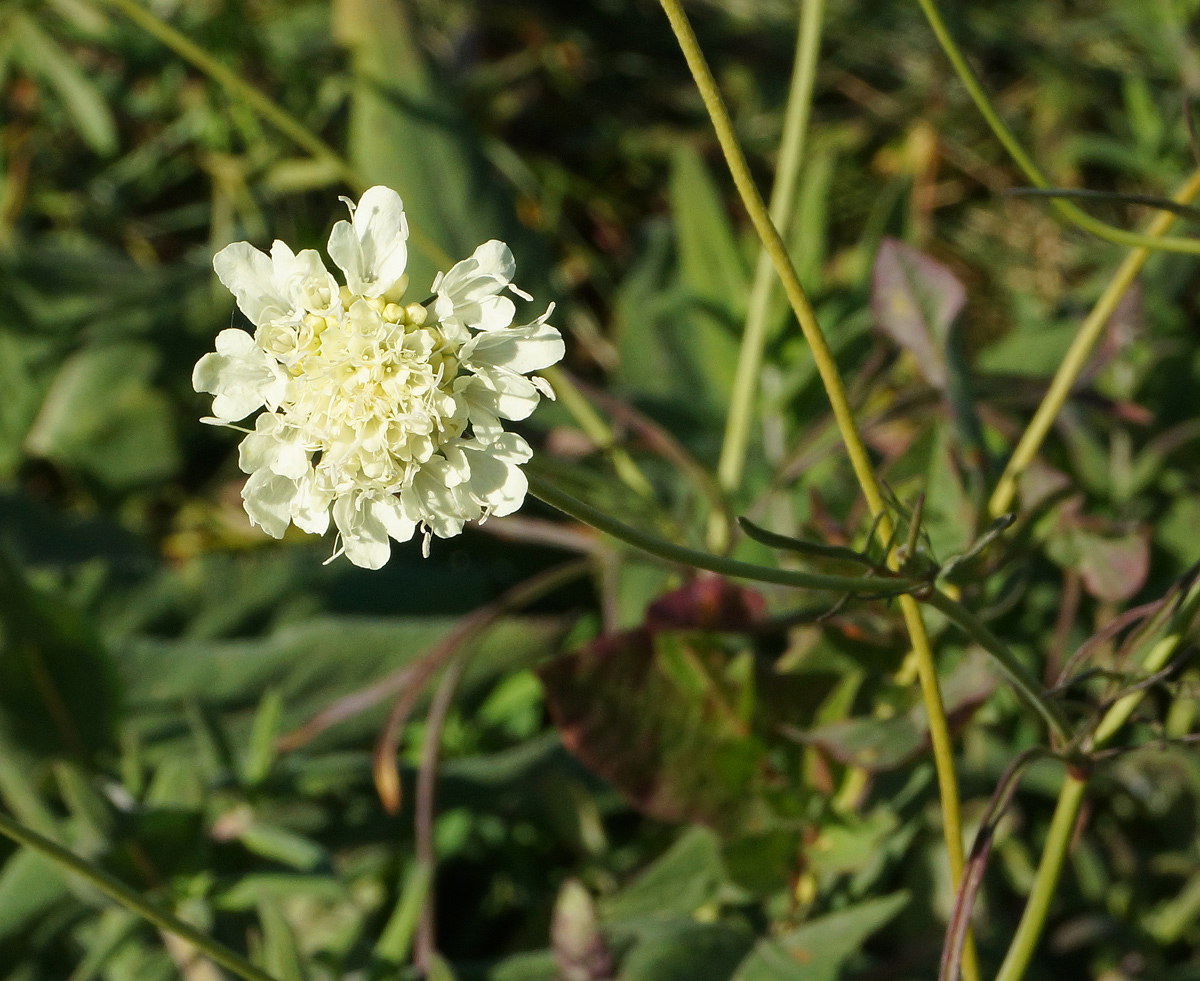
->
[604, 827, 727, 922]
[670, 145, 748, 319]
[257, 898, 310, 981]
[797, 652, 995, 772]
[241, 688, 284, 787]
[238, 822, 328, 873]
[333, 0, 538, 293]
[24, 343, 179, 490]
[618, 919, 753, 981]
[731, 892, 909, 981]
[541, 627, 769, 832]
[10, 13, 117, 156]
[871, 238, 965, 389]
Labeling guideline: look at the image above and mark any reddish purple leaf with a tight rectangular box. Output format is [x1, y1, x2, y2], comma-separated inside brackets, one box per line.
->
[872, 238, 966, 389]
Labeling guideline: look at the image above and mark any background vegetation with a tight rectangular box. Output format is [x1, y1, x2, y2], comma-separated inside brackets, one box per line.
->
[3, 0, 1200, 979]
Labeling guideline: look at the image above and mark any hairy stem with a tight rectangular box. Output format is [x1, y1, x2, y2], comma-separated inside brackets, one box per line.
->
[0, 810, 280, 981]
[987, 168, 1200, 516]
[916, 0, 1200, 255]
[656, 6, 978, 973]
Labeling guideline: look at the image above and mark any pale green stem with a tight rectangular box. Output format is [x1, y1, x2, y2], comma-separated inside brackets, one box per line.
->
[0, 810, 280, 981]
[988, 166, 1200, 516]
[542, 366, 655, 499]
[993, 580, 1200, 981]
[916, 0, 1200, 256]
[655, 5, 979, 976]
[716, 0, 824, 499]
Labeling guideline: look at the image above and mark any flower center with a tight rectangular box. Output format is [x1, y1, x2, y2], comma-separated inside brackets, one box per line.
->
[270, 289, 466, 496]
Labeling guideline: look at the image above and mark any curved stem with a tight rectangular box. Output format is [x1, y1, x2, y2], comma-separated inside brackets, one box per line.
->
[916, 0, 1200, 255]
[653, 8, 977, 974]
[993, 578, 1200, 981]
[98, 0, 356, 187]
[96, 0, 452, 268]
[987, 167, 1200, 516]
[0, 810, 280, 981]
[716, 0, 824, 500]
[926, 591, 1072, 742]
[528, 474, 910, 594]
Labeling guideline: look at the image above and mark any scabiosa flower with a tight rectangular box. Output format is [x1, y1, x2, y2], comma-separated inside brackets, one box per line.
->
[193, 186, 564, 569]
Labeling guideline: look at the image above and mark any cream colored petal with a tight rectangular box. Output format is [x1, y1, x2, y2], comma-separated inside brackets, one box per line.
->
[214, 241, 294, 327]
[241, 469, 297, 539]
[333, 494, 393, 569]
[461, 317, 564, 374]
[192, 329, 283, 422]
[328, 186, 408, 298]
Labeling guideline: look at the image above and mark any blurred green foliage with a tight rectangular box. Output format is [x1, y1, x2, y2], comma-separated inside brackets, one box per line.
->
[5, 0, 1200, 980]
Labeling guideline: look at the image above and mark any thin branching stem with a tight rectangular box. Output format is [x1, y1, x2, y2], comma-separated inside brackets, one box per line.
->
[655, 5, 980, 974]
[528, 475, 908, 593]
[916, 0, 1200, 255]
[994, 577, 1200, 981]
[0, 810, 280, 981]
[989, 167, 1200, 516]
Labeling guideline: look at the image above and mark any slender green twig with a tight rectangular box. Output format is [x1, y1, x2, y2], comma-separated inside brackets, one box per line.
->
[716, 0, 824, 500]
[655, 5, 980, 975]
[926, 591, 1072, 742]
[993, 578, 1200, 981]
[0, 810, 280, 981]
[988, 168, 1200, 516]
[98, 0, 357, 188]
[528, 474, 910, 594]
[916, 0, 1200, 255]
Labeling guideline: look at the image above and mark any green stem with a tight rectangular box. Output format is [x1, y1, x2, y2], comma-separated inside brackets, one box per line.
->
[0, 810, 280, 981]
[993, 579, 1200, 981]
[96, 0, 453, 269]
[528, 474, 909, 594]
[926, 591, 1072, 742]
[99, 0, 356, 187]
[987, 167, 1200, 516]
[916, 0, 1200, 255]
[716, 0, 824, 499]
[541, 366, 655, 499]
[655, 5, 979, 975]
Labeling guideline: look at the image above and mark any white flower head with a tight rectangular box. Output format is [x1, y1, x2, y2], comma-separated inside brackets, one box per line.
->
[194, 186, 563, 569]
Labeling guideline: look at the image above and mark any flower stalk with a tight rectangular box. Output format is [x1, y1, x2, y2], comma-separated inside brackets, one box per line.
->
[0, 810, 280, 981]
